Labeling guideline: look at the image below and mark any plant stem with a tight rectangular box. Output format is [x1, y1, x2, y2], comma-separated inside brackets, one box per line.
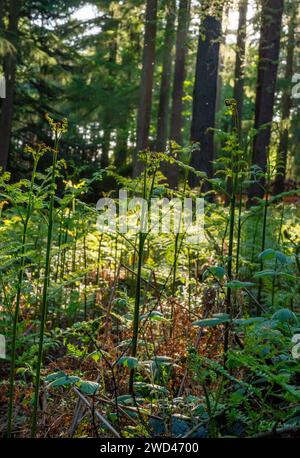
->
[31, 147, 58, 437]
[7, 158, 38, 437]
[83, 232, 87, 319]
[129, 230, 145, 393]
[129, 161, 157, 393]
[271, 205, 284, 307]
[257, 184, 269, 312]
[224, 102, 239, 359]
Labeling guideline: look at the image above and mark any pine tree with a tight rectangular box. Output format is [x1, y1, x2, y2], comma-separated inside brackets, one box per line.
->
[189, 0, 223, 190]
[133, 0, 158, 177]
[274, 3, 296, 195]
[233, 0, 248, 132]
[156, 0, 176, 153]
[0, 0, 21, 170]
[167, 0, 190, 189]
[248, 0, 284, 204]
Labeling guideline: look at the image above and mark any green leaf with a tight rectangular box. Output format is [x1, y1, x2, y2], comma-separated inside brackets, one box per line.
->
[45, 371, 66, 382]
[232, 317, 265, 326]
[152, 355, 173, 363]
[117, 339, 146, 348]
[225, 280, 255, 289]
[203, 266, 225, 281]
[274, 251, 288, 264]
[258, 248, 276, 261]
[258, 249, 287, 264]
[77, 380, 100, 395]
[253, 269, 277, 278]
[115, 395, 136, 405]
[117, 356, 139, 369]
[48, 375, 80, 388]
[114, 298, 128, 307]
[151, 356, 174, 367]
[133, 382, 169, 395]
[254, 270, 296, 281]
[192, 317, 229, 327]
[140, 311, 165, 321]
[272, 309, 298, 325]
[212, 313, 231, 320]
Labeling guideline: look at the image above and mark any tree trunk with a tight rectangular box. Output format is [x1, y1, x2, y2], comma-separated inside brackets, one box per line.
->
[224, 0, 248, 206]
[100, 9, 118, 169]
[156, 0, 176, 153]
[233, 0, 248, 133]
[274, 7, 296, 195]
[0, 0, 20, 171]
[0, 0, 4, 83]
[189, 3, 223, 190]
[0, 0, 4, 34]
[167, 0, 190, 189]
[247, 0, 284, 204]
[133, 0, 158, 177]
[215, 3, 230, 116]
[101, 127, 111, 168]
[114, 127, 128, 169]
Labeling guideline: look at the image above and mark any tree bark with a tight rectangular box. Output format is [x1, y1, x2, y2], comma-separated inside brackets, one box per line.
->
[0, 0, 20, 171]
[101, 127, 110, 168]
[233, 0, 248, 133]
[224, 0, 248, 206]
[189, 2, 223, 190]
[0, 0, 4, 79]
[167, 0, 190, 189]
[274, 7, 296, 195]
[114, 127, 128, 169]
[247, 0, 284, 204]
[156, 0, 176, 153]
[215, 3, 230, 116]
[100, 9, 118, 169]
[133, 0, 158, 177]
[0, 0, 4, 32]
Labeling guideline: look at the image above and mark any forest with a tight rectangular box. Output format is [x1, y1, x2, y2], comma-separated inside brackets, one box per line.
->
[0, 0, 299, 442]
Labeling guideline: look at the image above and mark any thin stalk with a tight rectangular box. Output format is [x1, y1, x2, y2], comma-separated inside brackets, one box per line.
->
[271, 205, 284, 307]
[7, 157, 39, 437]
[60, 206, 71, 280]
[188, 248, 191, 320]
[94, 233, 103, 318]
[57, 208, 70, 322]
[95, 234, 103, 287]
[129, 161, 157, 393]
[83, 232, 87, 319]
[224, 170, 237, 355]
[257, 181, 269, 311]
[54, 216, 63, 282]
[31, 142, 59, 437]
[129, 166, 148, 394]
[224, 101, 239, 359]
[71, 196, 77, 275]
[170, 170, 188, 337]
[171, 171, 188, 296]
[129, 230, 146, 393]
[233, 101, 244, 278]
[235, 193, 243, 277]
